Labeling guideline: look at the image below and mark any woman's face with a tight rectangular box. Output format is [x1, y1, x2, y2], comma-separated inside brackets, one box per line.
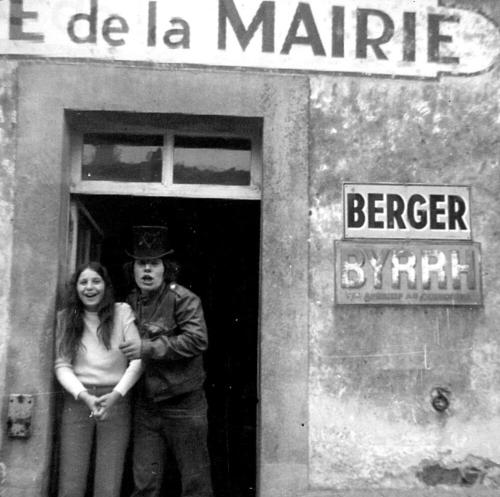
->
[76, 268, 106, 311]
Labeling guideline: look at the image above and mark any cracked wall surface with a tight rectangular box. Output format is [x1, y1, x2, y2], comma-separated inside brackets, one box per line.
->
[0, 60, 17, 461]
[309, 1, 500, 488]
[1, 1, 500, 495]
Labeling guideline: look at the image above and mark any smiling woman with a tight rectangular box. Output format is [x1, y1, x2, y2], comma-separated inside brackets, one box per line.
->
[76, 268, 106, 311]
[53, 261, 143, 497]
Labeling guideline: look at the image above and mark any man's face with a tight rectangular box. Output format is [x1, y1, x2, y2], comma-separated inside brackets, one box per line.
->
[134, 258, 165, 294]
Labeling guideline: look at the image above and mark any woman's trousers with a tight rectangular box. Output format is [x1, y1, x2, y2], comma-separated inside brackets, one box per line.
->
[57, 386, 131, 497]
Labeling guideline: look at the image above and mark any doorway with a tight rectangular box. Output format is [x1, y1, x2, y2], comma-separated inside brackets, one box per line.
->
[72, 193, 260, 497]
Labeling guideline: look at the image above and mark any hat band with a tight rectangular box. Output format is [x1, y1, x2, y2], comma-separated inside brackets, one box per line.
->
[126, 249, 174, 259]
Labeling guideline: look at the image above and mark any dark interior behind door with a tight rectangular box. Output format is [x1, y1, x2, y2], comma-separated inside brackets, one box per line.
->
[74, 195, 260, 497]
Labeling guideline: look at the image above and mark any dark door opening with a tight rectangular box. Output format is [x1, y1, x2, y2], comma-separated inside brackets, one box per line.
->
[71, 194, 260, 497]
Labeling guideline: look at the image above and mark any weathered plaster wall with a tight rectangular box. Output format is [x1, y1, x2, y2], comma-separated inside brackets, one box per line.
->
[1, 3, 499, 496]
[0, 60, 17, 472]
[0, 63, 310, 497]
[308, 5, 500, 489]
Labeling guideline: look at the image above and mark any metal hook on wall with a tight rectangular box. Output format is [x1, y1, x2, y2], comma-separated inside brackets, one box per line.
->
[430, 387, 451, 413]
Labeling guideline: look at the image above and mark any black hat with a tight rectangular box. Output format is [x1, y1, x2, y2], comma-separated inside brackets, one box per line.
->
[126, 226, 174, 259]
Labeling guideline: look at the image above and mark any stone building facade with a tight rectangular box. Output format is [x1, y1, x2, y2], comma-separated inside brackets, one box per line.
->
[1, 1, 500, 496]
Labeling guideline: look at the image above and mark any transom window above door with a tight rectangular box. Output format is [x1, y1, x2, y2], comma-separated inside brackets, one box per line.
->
[82, 133, 163, 183]
[68, 111, 262, 200]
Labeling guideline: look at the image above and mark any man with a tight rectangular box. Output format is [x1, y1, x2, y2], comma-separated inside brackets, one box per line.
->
[120, 225, 213, 497]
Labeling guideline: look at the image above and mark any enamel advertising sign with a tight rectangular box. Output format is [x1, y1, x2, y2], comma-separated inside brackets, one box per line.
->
[0, 0, 499, 79]
[335, 240, 482, 305]
[343, 183, 471, 240]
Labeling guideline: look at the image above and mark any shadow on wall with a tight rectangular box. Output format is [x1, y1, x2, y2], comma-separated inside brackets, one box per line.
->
[417, 455, 500, 487]
[0, 462, 6, 496]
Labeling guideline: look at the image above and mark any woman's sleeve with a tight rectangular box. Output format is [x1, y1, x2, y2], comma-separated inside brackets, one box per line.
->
[54, 311, 87, 400]
[113, 304, 144, 396]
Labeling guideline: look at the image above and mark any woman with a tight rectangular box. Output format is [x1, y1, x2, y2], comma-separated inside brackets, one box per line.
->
[54, 261, 142, 497]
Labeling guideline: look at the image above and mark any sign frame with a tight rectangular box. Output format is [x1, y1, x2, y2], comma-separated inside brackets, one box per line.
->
[334, 239, 482, 306]
[343, 182, 472, 241]
[0, 0, 498, 80]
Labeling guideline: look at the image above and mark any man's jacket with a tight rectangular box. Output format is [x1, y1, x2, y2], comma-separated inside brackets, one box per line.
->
[127, 282, 208, 402]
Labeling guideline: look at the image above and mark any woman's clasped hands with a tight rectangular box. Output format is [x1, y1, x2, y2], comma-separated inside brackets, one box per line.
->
[78, 390, 123, 421]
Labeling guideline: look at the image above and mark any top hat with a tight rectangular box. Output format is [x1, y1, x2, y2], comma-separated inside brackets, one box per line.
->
[126, 225, 174, 259]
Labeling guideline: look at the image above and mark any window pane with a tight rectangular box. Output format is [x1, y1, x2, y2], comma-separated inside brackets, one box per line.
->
[82, 134, 163, 182]
[173, 136, 251, 186]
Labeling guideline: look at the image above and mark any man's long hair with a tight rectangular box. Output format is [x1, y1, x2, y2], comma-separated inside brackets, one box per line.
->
[58, 261, 115, 362]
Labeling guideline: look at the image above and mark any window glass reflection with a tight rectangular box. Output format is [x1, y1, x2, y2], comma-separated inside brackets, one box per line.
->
[82, 134, 163, 182]
[173, 136, 251, 186]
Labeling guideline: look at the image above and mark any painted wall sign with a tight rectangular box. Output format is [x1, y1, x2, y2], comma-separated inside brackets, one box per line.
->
[0, 0, 499, 79]
[335, 240, 482, 305]
[343, 183, 471, 240]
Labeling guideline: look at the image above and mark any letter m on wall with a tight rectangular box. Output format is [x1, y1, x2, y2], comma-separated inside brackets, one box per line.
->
[218, 0, 275, 52]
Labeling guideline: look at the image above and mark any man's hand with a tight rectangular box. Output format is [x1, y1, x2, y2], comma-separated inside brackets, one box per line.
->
[143, 323, 164, 336]
[119, 338, 142, 360]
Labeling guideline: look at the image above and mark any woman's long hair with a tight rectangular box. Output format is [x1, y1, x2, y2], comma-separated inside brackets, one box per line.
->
[58, 261, 115, 362]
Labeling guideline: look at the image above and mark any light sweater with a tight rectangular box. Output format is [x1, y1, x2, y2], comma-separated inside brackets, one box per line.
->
[55, 303, 143, 399]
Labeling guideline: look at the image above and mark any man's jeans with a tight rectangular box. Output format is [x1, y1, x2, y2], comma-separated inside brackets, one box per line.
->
[58, 386, 131, 497]
[131, 389, 213, 497]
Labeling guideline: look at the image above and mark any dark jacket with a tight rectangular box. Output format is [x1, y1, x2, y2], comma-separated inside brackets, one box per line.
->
[127, 282, 208, 402]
